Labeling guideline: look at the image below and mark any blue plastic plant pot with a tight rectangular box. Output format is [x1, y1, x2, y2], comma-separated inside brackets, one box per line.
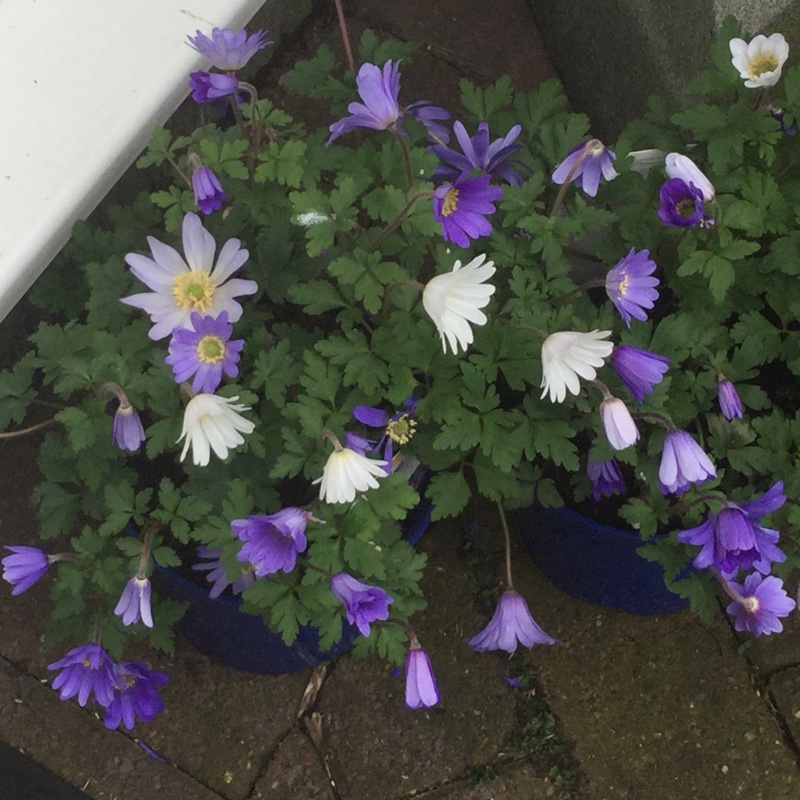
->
[520, 504, 687, 616]
[151, 495, 435, 675]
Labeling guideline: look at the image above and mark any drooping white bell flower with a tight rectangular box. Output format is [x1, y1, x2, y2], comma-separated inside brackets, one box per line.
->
[729, 33, 789, 88]
[540, 330, 613, 403]
[422, 254, 496, 354]
[664, 153, 715, 202]
[178, 393, 255, 466]
[314, 446, 388, 504]
[599, 396, 640, 451]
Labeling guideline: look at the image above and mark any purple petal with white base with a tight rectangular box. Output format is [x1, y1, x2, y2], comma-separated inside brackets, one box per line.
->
[404, 646, 441, 709]
[605, 249, 660, 327]
[552, 140, 617, 197]
[187, 28, 271, 70]
[2, 546, 51, 595]
[114, 577, 154, 628]
[718, 379, 743, 420]
[726, 573, 795, 637]
[658, 429, 716, 495]
[112, 403, 146, 452]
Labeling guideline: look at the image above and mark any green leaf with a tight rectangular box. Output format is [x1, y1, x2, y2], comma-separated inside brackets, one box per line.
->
[459, 76, 514, 120]
[55, 406, 99, 453]
[426, 471, 469, 520]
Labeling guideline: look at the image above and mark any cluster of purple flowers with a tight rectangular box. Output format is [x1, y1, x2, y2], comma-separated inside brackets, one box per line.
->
[48, 643, 168, 730]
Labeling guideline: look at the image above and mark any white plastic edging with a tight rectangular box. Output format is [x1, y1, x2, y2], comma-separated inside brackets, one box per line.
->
[0, 0, 268, 323]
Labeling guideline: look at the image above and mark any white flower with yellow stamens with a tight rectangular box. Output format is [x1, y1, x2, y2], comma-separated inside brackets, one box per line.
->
[729, 33, 789, 88]
[178, 393, 255, 467]
[122, 212, 258, 340]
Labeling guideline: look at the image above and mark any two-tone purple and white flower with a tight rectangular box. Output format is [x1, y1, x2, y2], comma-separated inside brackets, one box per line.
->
[724, 573, 795, 637]
[187, 27, 272, 71]
[658, 428, 716, 495]
[605, 249, 660, 327]
[114, 576, 154, 628]
[468, 590, 558, 653]
[552, 140, 617, 197]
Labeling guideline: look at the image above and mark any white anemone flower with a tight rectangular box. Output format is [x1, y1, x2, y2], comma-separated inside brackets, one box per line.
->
[540, 330, 613, 403]
[122, 212, 258, 340]
[178, 393, 255, 467]
[664, 153, 715, 202]
[729, 33, 789, 88]
[600, 396, 639, 450]
[314, 447, 388, 504]
[422, 254, 496, 354]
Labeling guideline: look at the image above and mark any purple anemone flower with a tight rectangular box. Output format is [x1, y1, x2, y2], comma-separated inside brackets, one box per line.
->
[587, 459, 626, 501]
[659, 429, 716, 495]
[431, 121, 525, 185]
[192, 165, 228, 215]
[114, 577, 153, 628]
[677, 482, 786, 576]
[432, 173, 503, 248]
[187, 28, 272, 71]
[104, 661, 169, 730]
[328, 60, 402, 144]
[468, 590, 558, 653]
[407, 101, 452, 144]
[725, 573, 795, 637]
[404, 643, 441, 709]
[189, 71, 240, 104]
[112, 402, 146, 452]
[48, 643, 119, 708]
[610, 345, 671, 404]
[192, 546, 255, 599]
[552, 140, 617, 197]
[353, 397, 418, 470]
[605, 249, 660, 327]
[165, 310, 244, 394]
[658, 178, 713, 228]
[330, 573, 393, 636]
[232, 508, 315, 576]
[718, 378, 743, 420]
[2, 546, 51, 595]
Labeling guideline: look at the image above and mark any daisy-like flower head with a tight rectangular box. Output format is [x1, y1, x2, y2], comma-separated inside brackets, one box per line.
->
[48, 643, 119, 708]
[725, 573, 795, 637]
[114, 576, 153, 628]
[192, 546, 255, 599]
[468, 590, 558, 654]
[431, 121, 525, 185]
[165, 310, 244, 394]
[599, 395, 639, 451]
[2, 546, 52, 595]
[178, 393, 255, 467]
[658, 428, 716, 495]
[404, 641, 441, 709]
[191, 164, 228, 215]
[121, 212, 258, 341]
[330, 573, 393, 636]
[111, 402, 146, 452]
[104, 661, 169, 731]
[540, 330, 613, 403]
[353, 396, 418, 469]
[658, 178, 711, 228]
[664, 153, 715, 202]
[432, 173, 504, 249]
[422, 254, 496, 354]
[188, 71, 240, 104]
[718, 378, 743, 420]
[605, 248, 660, 327]
[587, 459, 626, 501]
[314, 443, 388, 505]
[327, 60, 402, 144]
[187, 28, 272, 71]
[552, 139, 618, 197]
[729, 33, 789, 88]
[610, 345, 670, 404]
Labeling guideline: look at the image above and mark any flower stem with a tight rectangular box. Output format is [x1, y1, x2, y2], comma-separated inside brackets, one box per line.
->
[636, 410, 674, 430]
[333, 0, 356, 74]
[366, 191, 432, 253]
[0, 418, 57, 439]
[497, 501, 515, 590]
[709, 566, 756, 611]
[319, 428, 343, 451]
[390, 127, 414, 189]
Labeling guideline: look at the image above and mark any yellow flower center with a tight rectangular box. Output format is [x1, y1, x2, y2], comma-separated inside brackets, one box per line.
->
[172, 270, 215, 312]
[196, 334, 225, 364]
[617, 274, 629, 296]
[386, 414, 417, 444]
[441, 187, 459, 217]
[749, 54, 779, 77]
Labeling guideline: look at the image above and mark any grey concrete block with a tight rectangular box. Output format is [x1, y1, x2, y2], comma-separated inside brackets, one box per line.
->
[529, 0, 797, 141]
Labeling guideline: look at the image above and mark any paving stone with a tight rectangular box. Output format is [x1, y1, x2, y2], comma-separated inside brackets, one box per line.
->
[767, 666, 800, 748]
[414, 762, 555, 799]
[250, 730, 333, 799]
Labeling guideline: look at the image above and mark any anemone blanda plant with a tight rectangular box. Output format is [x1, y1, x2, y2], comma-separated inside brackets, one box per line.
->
[2, 15, 800, 729]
